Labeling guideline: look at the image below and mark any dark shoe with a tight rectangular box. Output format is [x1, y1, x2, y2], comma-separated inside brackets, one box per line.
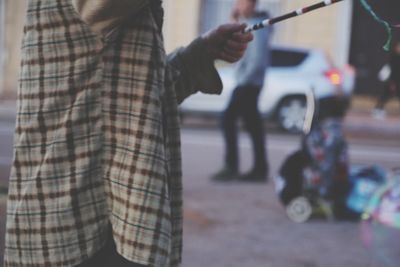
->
[237, 170, 268, 182]
[211, 167, 238, 182]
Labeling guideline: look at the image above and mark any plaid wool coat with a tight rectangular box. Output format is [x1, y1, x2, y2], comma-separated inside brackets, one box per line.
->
[4, 1, 221, 266]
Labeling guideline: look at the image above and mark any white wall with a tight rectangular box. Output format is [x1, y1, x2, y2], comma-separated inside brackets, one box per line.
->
[163, 0, 202, 53]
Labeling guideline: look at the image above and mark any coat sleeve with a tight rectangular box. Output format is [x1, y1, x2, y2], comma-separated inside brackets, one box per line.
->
[166, 37, 223, 104]
[72, 0, 149, 35]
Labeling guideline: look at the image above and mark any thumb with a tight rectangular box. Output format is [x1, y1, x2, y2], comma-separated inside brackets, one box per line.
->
[216, 23, 247, 35]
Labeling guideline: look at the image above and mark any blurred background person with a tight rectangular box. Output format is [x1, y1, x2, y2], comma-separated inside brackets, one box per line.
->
[373, 40, 400, 119]
[212, 0, 272, 182]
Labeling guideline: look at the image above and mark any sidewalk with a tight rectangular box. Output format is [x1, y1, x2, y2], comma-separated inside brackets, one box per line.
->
[344, 96, 400, 141]
[344, 111, 400, 141]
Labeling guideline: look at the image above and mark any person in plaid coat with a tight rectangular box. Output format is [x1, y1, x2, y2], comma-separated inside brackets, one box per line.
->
[4, 1, 253, 266]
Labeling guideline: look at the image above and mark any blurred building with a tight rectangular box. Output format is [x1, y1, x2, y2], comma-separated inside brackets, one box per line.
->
[164, 0, 353, 65]
[0, 0, 397, 97]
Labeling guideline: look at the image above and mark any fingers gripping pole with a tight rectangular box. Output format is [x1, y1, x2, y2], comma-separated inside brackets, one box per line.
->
[244, 20, 271, 33]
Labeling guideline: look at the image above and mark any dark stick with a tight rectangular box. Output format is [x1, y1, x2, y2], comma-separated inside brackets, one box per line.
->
[244, 0, 344, 33]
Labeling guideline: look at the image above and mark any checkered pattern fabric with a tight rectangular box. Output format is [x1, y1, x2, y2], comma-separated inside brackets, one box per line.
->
[4, 1, 221, 266]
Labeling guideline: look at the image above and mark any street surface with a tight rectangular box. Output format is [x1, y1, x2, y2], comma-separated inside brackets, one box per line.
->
[180, 128, 399, 267]
[0, 121, 399, 266]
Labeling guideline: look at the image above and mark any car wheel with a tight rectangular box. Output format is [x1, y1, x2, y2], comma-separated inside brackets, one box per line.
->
[277, 97, 307, 133]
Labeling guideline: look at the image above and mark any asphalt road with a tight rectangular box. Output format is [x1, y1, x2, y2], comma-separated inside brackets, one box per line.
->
[0, 123, 399, 266]
[180, 128, 400, 267]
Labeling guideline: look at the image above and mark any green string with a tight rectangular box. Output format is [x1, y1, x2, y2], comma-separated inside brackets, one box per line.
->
[359, 0, 393, 51]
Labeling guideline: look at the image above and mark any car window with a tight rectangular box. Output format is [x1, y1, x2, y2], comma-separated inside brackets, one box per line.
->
[271, 49, 308, 67]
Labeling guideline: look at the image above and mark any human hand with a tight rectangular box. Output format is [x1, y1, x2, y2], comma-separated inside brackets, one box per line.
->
[201, 23, 253, 63]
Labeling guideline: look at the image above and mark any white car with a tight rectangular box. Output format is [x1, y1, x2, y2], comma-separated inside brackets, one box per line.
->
[180, 46, 355, 133]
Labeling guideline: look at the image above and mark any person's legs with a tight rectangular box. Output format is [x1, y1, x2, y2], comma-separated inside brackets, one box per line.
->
[74, 229, 147, 267]
[373, 82, 392, 119]
[240, 85, 268, 180]
[213, 86, 245, 180]
[222, 86, 246, 170]
[375, 81, 392, 110]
